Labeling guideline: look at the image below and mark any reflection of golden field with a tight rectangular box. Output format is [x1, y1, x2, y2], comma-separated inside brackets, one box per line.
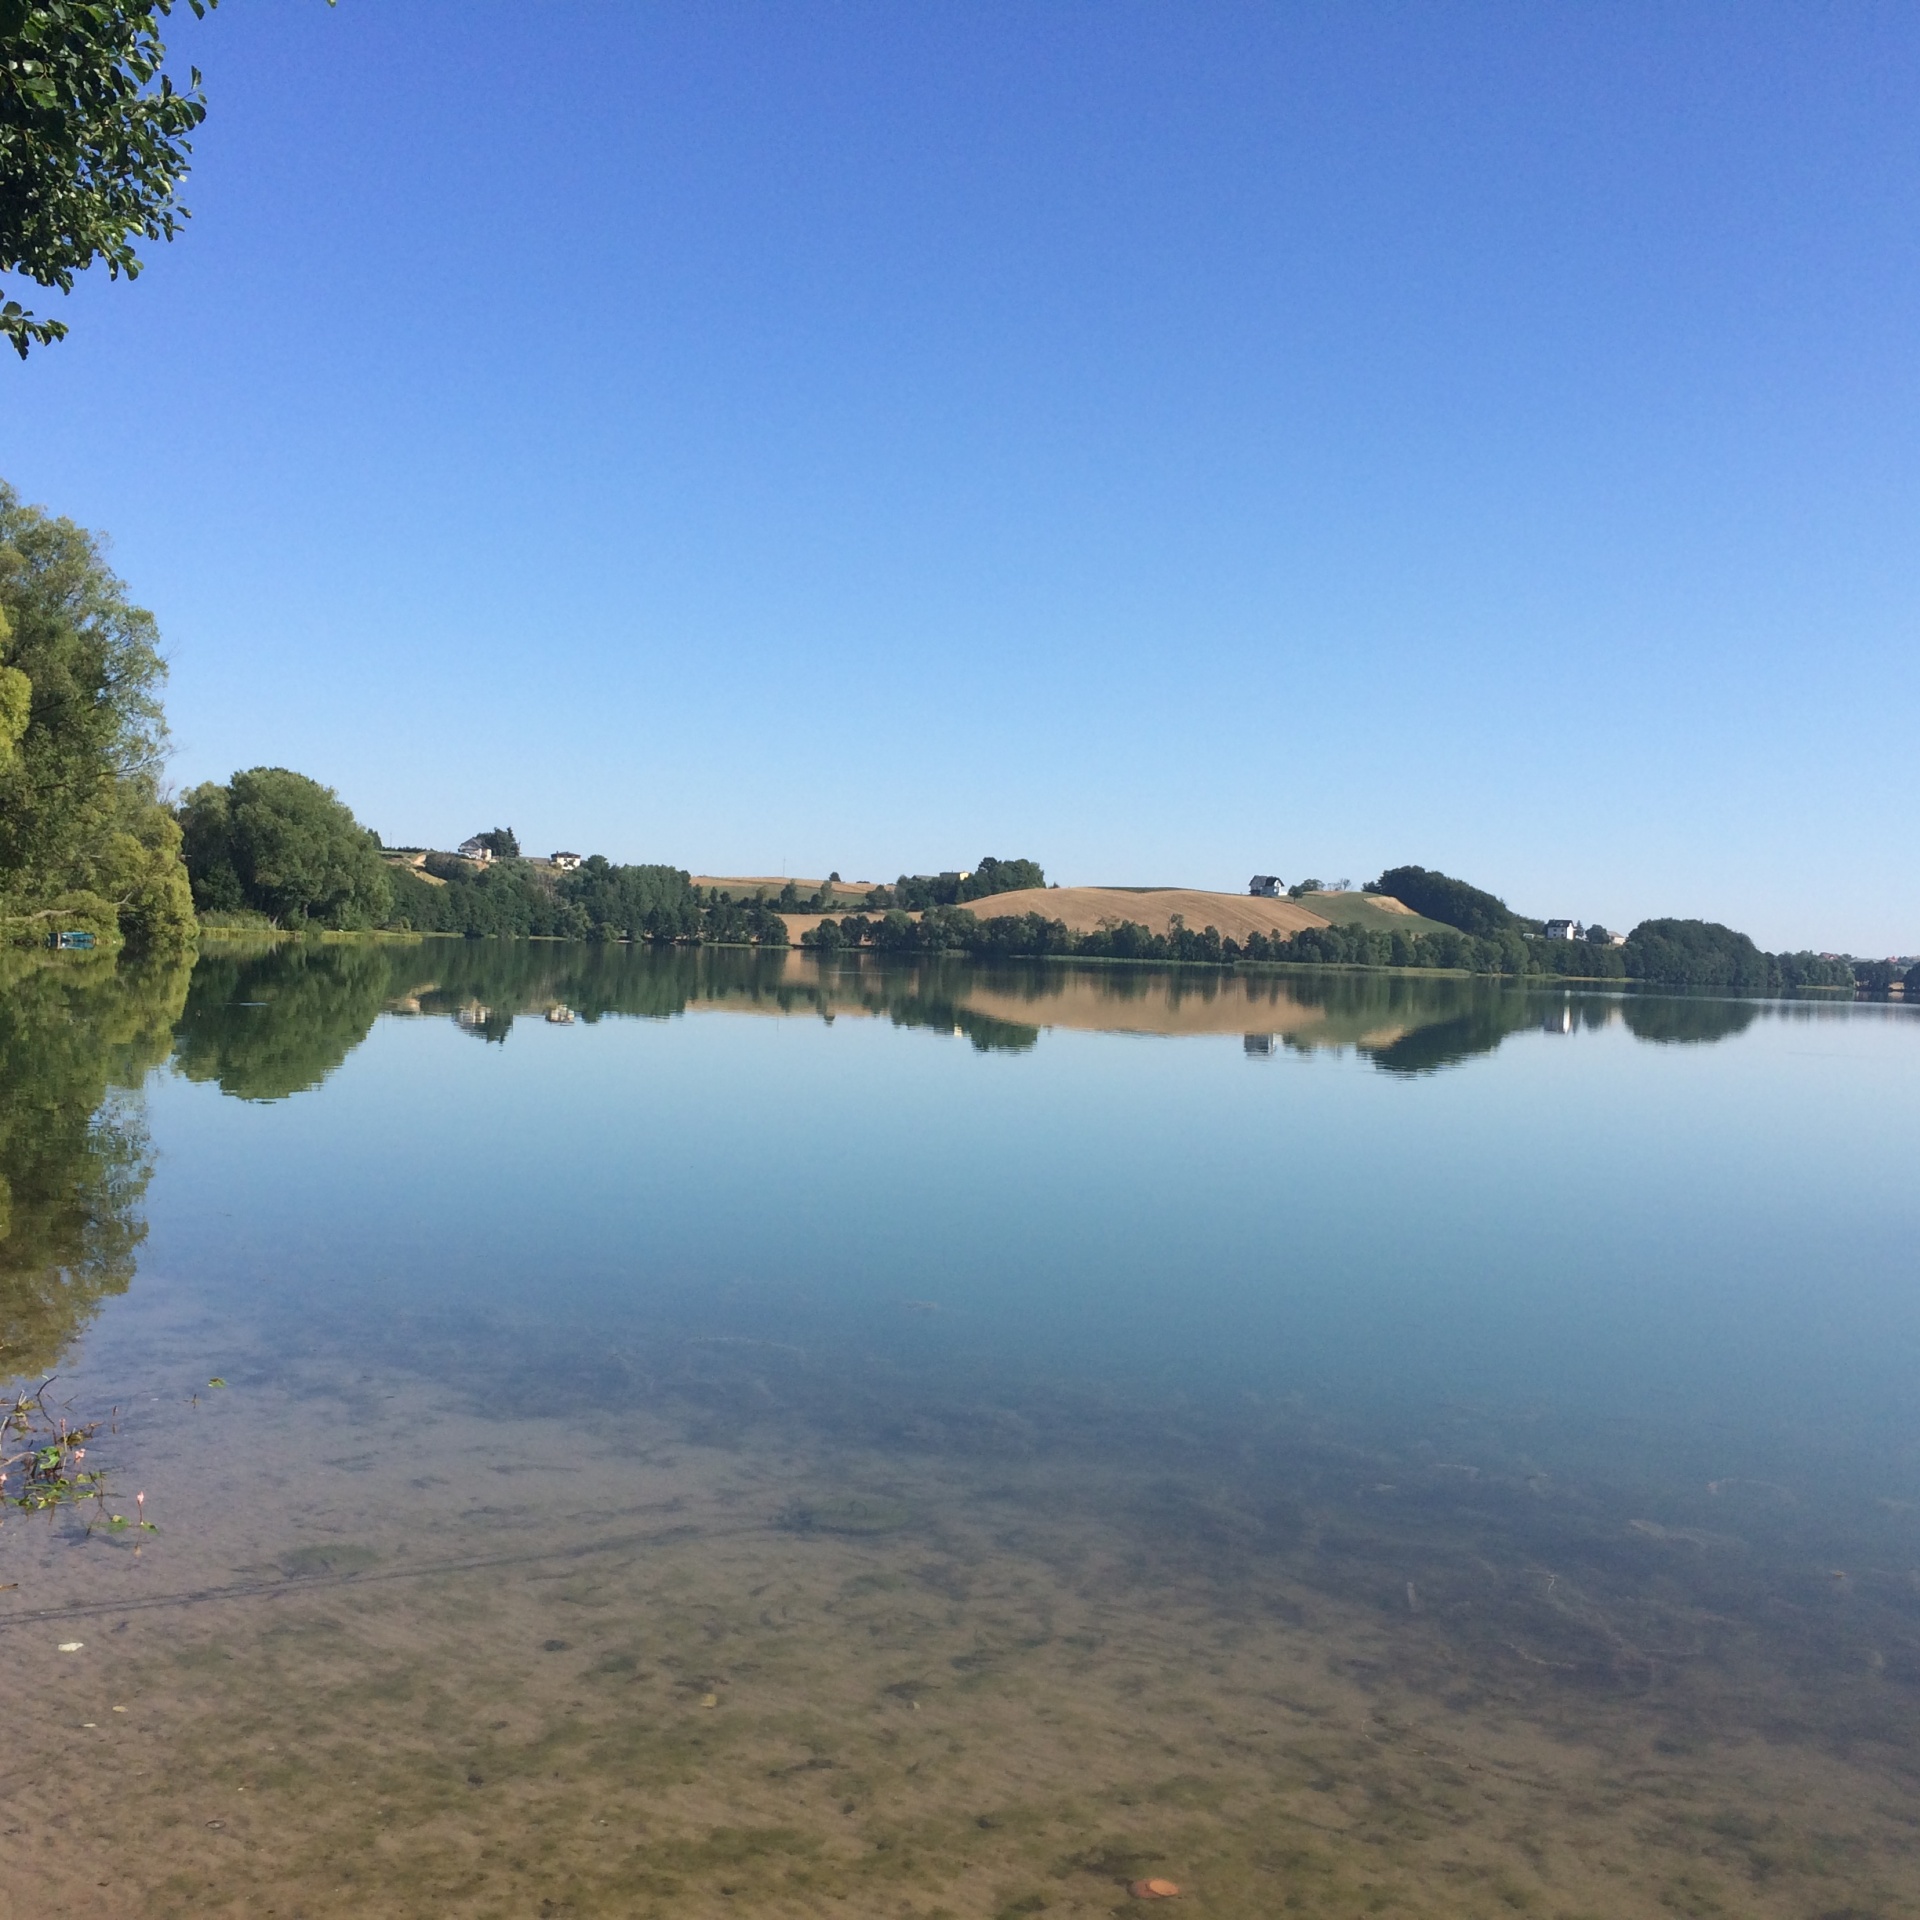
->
[715, 957, 1419, 1047]
[956, 974, 1385, 1041]
[9, 1346, 1920, 1918]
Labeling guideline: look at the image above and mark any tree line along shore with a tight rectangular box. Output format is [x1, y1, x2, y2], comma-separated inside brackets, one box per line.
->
[0, 483, 1892, 998]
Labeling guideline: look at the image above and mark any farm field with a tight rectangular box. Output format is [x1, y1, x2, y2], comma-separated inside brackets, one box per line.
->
[691, 876, 880, 901]
[1291, 889, 1457, 937]
[778, 885, 1458, 947]
[899, 885, 1455, 945]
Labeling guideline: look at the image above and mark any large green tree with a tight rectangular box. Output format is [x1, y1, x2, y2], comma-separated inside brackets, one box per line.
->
[0, 480, 195, 950]
[0, 0, 216, 356]
[179, 766, 392, 929]
[1623, 918, 1774, 993]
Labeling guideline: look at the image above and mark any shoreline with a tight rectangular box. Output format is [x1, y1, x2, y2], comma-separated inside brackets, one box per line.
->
[178, 924, 1869, 999]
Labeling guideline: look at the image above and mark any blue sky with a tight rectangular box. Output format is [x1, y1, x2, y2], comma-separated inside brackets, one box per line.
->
[3, 2, 1914, 951]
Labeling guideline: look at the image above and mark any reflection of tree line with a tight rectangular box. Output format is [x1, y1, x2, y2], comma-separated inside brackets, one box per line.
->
[168, 941, 1778, 1093]
[174, 940, 402, 1098]
[949, 961, 1764, 1065]
[1360, 988, 1760, 1073]
[379, 943, 1043, 1052]
[0, 950, 188, 1379]
[0, 939, 1797, 1380]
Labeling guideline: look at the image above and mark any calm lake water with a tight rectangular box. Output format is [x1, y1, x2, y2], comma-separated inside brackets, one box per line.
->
[4, 939, 1918, 1919]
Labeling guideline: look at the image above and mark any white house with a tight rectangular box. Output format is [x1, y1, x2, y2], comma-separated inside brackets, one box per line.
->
[1543, 919, 1579, 940]
[1249, 875, 1281, 898]
[456, 836, 494, 864]
[550, 851, 583, 871]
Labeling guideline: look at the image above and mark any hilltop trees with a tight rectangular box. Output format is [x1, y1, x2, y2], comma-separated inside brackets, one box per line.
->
[886, 857, 1047, 910]
[965, 856, 1044, 899]
[178, 767, 391, 929]
[1370, 865, 1520, 939]
[0, 482, 194, 950]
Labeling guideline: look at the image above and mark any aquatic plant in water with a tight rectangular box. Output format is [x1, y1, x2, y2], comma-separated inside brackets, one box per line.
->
[0, 1381, 148, 1536]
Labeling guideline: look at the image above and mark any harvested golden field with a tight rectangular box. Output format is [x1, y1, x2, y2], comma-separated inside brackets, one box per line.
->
[776, 912, 847, 943]
[777, 887, 1451, 948]
[934, 886, 1334, 942]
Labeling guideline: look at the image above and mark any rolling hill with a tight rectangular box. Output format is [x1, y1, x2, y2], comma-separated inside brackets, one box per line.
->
[862, 885, 1454, 944]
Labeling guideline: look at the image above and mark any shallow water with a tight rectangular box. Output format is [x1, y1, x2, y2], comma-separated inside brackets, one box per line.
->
[4, 941, 1919, 1917]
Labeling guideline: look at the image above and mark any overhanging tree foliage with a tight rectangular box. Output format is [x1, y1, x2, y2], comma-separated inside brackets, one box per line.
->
[0, 0, 218, 356]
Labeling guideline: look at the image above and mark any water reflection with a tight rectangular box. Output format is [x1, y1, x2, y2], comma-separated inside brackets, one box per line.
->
[159, 937, 1804, 1099]
[0, 949, 188, 1374]
[172, 938, 398, 1098]
[0, 941, 1879, 1379]
[4, 938, 1917, 1916]
[1618, 993, 1760, 1044]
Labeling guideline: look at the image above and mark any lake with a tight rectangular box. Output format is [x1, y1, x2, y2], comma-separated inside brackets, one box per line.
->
[4, 939, 1918, 1918]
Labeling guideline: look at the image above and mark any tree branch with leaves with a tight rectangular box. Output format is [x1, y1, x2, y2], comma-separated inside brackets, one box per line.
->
[0, 0, 217, 357]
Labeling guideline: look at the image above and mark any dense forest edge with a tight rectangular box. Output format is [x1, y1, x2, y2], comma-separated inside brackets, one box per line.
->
[0, 483, 1899, 998]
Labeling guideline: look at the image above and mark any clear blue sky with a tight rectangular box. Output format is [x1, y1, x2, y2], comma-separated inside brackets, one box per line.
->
[3, 3, 1915, 951]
